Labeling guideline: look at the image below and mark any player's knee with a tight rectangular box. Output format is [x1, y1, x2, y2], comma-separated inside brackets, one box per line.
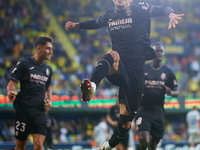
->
[119, 114, 133, 129]
[139, 136, 150, 149]
[15, 145, 26, 150]
[34, 141, 43, 150]
[122, 122, 131, 130]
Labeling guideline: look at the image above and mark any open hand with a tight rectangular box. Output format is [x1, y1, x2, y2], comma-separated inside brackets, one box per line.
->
[168, 13, 184, 30]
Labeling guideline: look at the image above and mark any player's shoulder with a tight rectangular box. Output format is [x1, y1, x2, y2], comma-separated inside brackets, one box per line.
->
[144, 63, 151, 69]
[44, 62, 53, 72]
[105, 7, 117, 16]
[187, 110, 194, 116]
[106, 8, 115, 13]
[15, 57, 31, 67]
[44, 62, 52, 69]
[162, 65, 174, 73]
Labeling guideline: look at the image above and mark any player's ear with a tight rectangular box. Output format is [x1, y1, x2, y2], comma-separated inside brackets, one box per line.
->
[36, 45, 41, 53]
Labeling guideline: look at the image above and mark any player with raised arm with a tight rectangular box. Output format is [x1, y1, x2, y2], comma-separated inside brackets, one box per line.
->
[136, 43, 179, 150]
[65, 1, 184, 149]
[7, 36, 53, 150]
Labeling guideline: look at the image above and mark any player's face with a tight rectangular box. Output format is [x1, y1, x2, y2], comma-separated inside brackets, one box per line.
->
[39, 42, 53, 60]
[153, 46, 165, 62]
[112, 0, 132, 10]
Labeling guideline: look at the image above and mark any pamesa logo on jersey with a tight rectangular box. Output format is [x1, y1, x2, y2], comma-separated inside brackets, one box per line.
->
[145, 80, 165, 86]
[108, 18, 132, 27]
[30, 74, 48, 82]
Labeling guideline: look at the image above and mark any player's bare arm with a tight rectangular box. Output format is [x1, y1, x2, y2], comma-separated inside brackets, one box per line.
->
[168, 13, 184, 30]
[44, 86, 52, 111]
[148, 4, 184, 30]
[65, 21, 80, 31]
[164, 86, 179, 97]
[7, 80, 17, 100]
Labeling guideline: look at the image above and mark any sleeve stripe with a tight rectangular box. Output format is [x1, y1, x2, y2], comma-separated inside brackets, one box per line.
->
[10, 77, 18, 82]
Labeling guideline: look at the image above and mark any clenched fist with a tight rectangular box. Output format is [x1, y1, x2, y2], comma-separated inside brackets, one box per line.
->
[7, 91, 17, 100]
[44, 100, 52, 111]
[65, 21, 80, 31]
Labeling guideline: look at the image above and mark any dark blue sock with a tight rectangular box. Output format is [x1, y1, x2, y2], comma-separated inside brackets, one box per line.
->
[90, 54, 114, 87]
[109, 122, 130, 148]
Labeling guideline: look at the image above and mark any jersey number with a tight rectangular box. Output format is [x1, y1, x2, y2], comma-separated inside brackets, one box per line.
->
[16, 121, 26, 132]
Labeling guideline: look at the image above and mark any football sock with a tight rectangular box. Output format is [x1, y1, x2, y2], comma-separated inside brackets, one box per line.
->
[90, 54, 114, 87]
[90, 82, 96, 93]
[108, 122, 130, 148]
[104, 141, 112, 150]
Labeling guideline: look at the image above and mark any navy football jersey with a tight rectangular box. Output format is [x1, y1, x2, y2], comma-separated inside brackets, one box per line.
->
[11, 57, 52, 114]
[95, 3, 166, 70]
[140, 63, 178, 112]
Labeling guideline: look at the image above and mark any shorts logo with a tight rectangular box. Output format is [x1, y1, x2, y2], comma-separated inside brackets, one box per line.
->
[46, 68, 49, 76]
[161, 73, 166, 80]
[136, 117, 142, 125]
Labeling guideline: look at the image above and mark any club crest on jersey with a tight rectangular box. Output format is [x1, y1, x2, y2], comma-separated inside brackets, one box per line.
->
[46, 68, 49, 76]
[161, 73, 166, 80]
[126, 8, 132, 16]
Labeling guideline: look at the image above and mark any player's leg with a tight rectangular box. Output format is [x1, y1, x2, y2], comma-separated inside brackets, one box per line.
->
[121, 131, 129, 150]
[15, 139, 27, 150]
[98, 102, 133, 150]
[188, 133, 196, 147]
[148, 120, 164, 150]
[32, 113, 47, 150]
[46, 130, 54, 149]
[136, 131, 151, 150]
[135, 114, 152, 150]
[115, 143, 123, 150]
[33, 134, 46, 150]
[80, 50, 119, 102]
[15, 111, 31, 150]
[148, 136, 160, 150]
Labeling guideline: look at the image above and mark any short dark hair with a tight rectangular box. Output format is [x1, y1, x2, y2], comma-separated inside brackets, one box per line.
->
[192, 106, 197, 110]
[34, 36, 53, 48]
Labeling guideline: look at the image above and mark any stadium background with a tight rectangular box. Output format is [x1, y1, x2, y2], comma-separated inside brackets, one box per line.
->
[0, 0, 200, 149]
